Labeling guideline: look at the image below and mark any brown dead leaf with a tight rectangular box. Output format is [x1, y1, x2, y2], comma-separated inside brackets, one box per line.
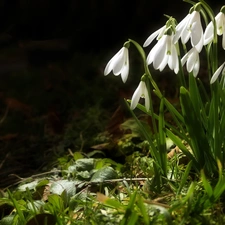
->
[96, 192, 109, 203]
[167, 146, 181, 159]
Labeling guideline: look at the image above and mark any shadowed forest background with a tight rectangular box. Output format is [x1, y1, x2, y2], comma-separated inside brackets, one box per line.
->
[0, 0, 223, 188]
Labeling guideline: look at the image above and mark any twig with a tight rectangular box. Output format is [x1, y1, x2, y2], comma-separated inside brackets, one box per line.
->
[4, 169, 61, 190]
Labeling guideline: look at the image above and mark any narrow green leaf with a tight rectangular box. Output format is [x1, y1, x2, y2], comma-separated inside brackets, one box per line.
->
[166, 129, 196, 164]
[180, 86, 212, 170]
[201, 170, 213, 198]
[177, 161, 193, 195]
[7, 190, 26, 224]
[136, 196, 149, 224]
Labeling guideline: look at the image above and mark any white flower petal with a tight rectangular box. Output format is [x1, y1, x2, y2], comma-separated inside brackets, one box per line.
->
[181, 51, 189, 66]
[153, 35, 167, 69]
[216, 12, 224, 35]
[104, 47, 129, 82]
[130, 81, 145, 110]
[210, 62, 225, 84]
[144, 85, 150, 111]
[204, 21, 214, 45]
[104, 48, 124, 75]
[130, 82, 142, 110]
[169, 44, 179, 72]
[146, 44, 158, 65]
[195, 34, 204, 52]
[223, 33, 225, 50]
[186, 51, 195, 72]
[181, 26, 191, 44]
[193, 54, 200, 77]
[158, 54, 169, 71]
[143, 25, 166, 47]
[191, 21, 203, 47]
[104, 58, 114, 76]
[113, 48, 126, 75]
[130, 81, 150, 111]
[121, 63, 129, 83]
[174, 14, 190, 43]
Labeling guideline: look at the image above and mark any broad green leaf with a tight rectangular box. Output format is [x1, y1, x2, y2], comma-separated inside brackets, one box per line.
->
[75, 158, 95, 172]
[0, 215, 15, 225]
[73, 152, 83, 160]
[50, 180, 76, 198]
[76, 170, 91, 180]
[91, 167, 118, 182]
[18, 180, 39, 192]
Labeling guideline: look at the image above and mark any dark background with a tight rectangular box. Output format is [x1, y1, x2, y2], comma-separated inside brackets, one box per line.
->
[0, 0, 223, 187]
[0, 0, 221, 68]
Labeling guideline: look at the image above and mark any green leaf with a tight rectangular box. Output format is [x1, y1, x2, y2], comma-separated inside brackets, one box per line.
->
[73, 152, 84, 160]
[201, 170, 213, 198]
[75, 158, 95, 172]
[36, 179, 49, 188]
[0, 215, 15, 225]
[90, 167, 118, 182]
[18, 180, 39, 192]
[27, 200, 45, 213]
[7, 190, 26, 224]
[136, 196, 149, 224]
[165, 129, 196, 163]
[177, 161, 193, 195]
[76, 171, 91, 180]
[180, 86, 214, 171]
[50, 180, 76, 197]
[47, 194, 64, 212]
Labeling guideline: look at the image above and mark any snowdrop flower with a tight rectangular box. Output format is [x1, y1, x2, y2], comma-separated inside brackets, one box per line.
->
[143, 25, 166, 47]
[146, 31, 179, 74]
[210, 62, 225, 84]
[204, 9, 225, 49]
[130, 81, 150, 111]
[104, 46, 129, 83]
[174, 7, 204, 52]
[181, 47, 200, 77]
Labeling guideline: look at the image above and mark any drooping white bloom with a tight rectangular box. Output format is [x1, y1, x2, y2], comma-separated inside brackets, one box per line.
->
[181, 47, 200, 77]
[174, 10, 204, 52]
[146, 34, 179, 74]
[210, 62, 225, 84]
[204, 12, 225, 49]
[143, 25, 166, 47]
[130, 81, 150, 111]
[104, 47, 129, 83]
